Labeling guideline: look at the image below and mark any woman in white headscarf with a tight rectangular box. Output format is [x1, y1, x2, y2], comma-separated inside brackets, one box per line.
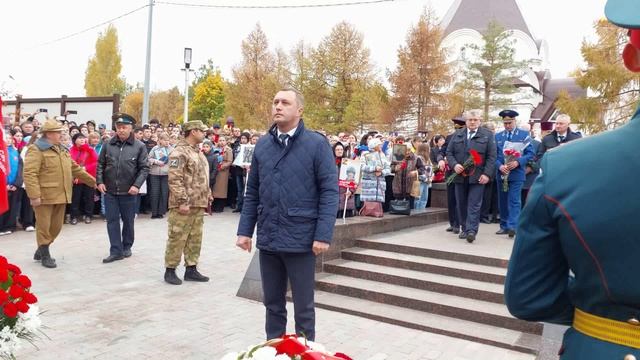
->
[360, 138, 391, 206]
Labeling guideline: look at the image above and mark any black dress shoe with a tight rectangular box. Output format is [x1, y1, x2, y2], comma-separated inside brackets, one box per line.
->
[466, 232, 476, 243]
[123, 249, 132, 258]
[452, 227, 460, 234]
[480, 218, 492, 224]
[102, 254, 124, 263]
[458, 232, 467, 239]
[508, 230, 516, 238]
[495, 229, 509, 235]
[232, 209, 242, 213]
[445, 226, 454, 232]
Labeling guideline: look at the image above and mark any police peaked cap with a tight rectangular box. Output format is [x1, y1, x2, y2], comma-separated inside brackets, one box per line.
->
[498, 110, 519, 119]
[112, 112, 137, 126]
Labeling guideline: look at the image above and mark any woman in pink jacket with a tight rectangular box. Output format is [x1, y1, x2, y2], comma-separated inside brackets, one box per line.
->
[69, 133, 98, 224]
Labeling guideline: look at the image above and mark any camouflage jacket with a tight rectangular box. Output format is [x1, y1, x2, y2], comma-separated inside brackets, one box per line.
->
[168, 140, 210, 209]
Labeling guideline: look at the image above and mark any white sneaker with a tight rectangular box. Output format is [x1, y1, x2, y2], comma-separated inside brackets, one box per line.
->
[0, 231, 12, 236]
[25, 226, 35, 232]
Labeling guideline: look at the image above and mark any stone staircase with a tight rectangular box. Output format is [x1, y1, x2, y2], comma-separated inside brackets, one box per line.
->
[313, 223, 543, 355]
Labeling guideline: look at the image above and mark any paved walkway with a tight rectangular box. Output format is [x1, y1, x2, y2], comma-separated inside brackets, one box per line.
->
[1, 212, 534, 360]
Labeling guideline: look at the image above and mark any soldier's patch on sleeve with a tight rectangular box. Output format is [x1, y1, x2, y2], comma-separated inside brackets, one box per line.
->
[169, 159, 180, 168]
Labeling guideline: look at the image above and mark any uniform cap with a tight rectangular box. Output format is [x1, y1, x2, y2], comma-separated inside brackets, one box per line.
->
[112, 112, 136, 126]
[605, 0, 640, 29]
[540, 122, 554, 131]
[451, 116, 465, 127]
[183, 120, 208, 132]
[498, 110, 519, 119]
[40, 120, 64, 133]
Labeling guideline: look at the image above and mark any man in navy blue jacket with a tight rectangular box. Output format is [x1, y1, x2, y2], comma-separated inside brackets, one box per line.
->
[236, 88, 339, 341]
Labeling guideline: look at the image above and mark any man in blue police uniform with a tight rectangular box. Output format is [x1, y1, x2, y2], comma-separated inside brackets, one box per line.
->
[236, 88, 338, 341]
[494, 110, 533, 238]
[505, 2, 640, 358]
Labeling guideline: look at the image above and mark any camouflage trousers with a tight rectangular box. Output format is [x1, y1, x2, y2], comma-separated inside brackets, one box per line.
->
[164, 207, 205, 268]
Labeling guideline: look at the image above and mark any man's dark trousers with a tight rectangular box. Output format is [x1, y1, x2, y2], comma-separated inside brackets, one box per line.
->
[498, 180, 524, 231]
[235, 174, 245, 211]
[259, 250, 316, 341]
[454, 180, 485, 235]
[446, 182, 459, 228]
[105, 193, 137, 256]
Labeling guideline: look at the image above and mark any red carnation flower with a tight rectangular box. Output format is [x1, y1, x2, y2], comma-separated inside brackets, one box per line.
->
[14, 274, 32, 288]
[275, 336, 308, 356]
[16, 300, 29, 313]
[8, 284, 24, 299]
[400, 161, 407, 170]
[0, 268, 8, 283]
[334, 353, 354, 360]
[3, 302, 18, 318]
[0, 291, 8, 304]
[470, 149, 482, 165]
[7, 263, 21, 275]
[0, 256, 7, 268]
[22, 292, 38, 304]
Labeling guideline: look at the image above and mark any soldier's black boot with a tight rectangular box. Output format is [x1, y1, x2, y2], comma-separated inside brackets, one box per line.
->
[164, 268, 182, 285]
[184, 266, 209, 282]
[40, 245, 57, 269]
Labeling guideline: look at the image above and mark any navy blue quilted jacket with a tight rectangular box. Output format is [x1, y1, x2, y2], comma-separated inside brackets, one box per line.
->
[237, 120, 339, 252]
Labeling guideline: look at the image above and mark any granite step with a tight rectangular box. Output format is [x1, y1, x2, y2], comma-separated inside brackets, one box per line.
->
[315, 274, 542, 334]
[323, 259, 504, 303]
[340, 247, 506, 284]
[355, 238, 509, 268]
[314, 291, 541, 355]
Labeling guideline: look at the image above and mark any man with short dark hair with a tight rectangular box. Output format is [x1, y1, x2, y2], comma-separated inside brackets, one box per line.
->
[236, 88, 338, 341]
[97, 113, 149, 263]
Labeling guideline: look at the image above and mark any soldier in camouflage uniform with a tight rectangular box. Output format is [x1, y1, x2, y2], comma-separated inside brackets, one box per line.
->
[164, 120, 211, 285]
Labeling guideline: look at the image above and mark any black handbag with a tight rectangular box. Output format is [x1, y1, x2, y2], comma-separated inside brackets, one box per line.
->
[389, 199, 411, 215]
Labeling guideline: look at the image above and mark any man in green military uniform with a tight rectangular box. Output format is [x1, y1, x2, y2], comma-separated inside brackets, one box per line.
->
[23, 120, 96, 268]
[164, 120, 211, 285]
[505, 2, 640, 358]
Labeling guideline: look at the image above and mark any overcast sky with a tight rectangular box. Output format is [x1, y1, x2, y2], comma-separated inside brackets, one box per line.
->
[1, 0, 606, 99]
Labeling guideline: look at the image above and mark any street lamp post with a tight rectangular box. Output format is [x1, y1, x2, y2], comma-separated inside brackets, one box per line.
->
[182, 48, 193, 123]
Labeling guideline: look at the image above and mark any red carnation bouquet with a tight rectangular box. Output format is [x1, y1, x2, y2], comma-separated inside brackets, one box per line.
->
[1, 256, 43, 359]
[221, 334, 352, 360]
[445, 149, 483, 185]
[501, 140, 530, 192]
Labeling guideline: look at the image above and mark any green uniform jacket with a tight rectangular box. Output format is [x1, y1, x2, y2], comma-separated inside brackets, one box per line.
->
[168, 140, 210, 209]
[505, 107, 640, 359]
[23, 138, 96, 205]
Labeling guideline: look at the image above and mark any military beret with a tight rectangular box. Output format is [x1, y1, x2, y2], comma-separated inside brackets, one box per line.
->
[226, 116, 234, 124]
[183, 120, 208, 132]
[498, 110, 519, 119]
[212, 123, 221, 129]
[112, 112, 136, 126]
[540, 122, 554, 131]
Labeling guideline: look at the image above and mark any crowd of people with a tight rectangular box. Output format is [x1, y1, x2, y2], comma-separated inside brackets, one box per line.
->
[0, 112, 448, 238]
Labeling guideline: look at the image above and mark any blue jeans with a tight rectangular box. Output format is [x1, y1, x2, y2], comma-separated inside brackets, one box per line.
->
[414, 182, 430, 209]
[104, 193, 137, 256]
[498, 180, 524, 231]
